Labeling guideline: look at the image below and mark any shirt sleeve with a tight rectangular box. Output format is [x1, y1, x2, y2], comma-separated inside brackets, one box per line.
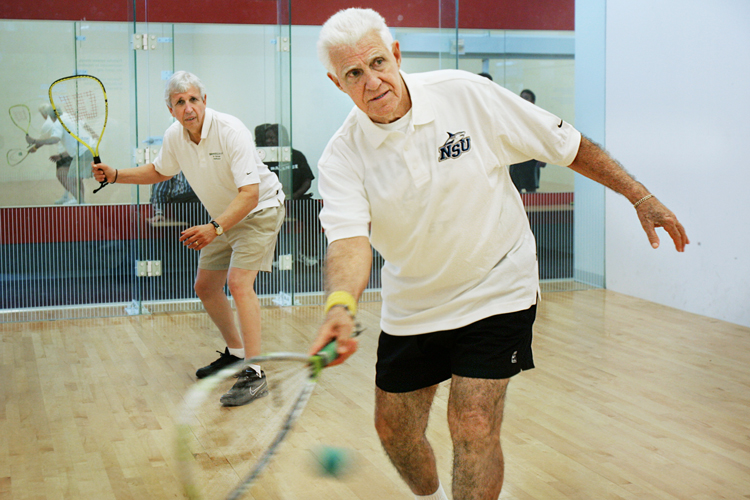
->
[225, 126, 262, 188]
[50, 121, 64, 141]
[318, 141, 371, 243]
[483, 82, 581, 167]
[152, 129, 181, 177]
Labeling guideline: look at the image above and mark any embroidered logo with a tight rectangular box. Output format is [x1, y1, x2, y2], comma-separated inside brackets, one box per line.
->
[438, 131, 471, 162]
[511, 351, 518, 364]
[209, 152, 223, 161]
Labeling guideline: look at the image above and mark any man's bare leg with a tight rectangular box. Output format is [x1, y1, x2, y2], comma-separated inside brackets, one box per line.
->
[375, 385, 441, 495]
[226, 267, 261, 359]
[448, 376, 509, 500]
[194, 268, 242, 350]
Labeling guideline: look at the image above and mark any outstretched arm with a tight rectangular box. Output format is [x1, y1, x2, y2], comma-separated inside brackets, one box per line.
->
[92, 162, 172, 185]
[26, 134, 60, 153]
[568, 135, 689, 252]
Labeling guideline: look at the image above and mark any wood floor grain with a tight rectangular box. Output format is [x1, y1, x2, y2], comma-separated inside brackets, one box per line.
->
[1, 289, 748, 499]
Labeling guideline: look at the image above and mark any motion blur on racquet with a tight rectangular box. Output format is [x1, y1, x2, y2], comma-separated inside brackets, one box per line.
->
[176, 329, 361, 500]
[6, 145, 34, 167]
[9, 104, 31, 136]
[48, 75, 109, 193]
[7, 104, 33, 166]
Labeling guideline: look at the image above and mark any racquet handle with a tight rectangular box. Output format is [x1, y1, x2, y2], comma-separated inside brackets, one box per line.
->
[92, 156, 108, 193]
[315, 326, 362, 367]
[316, 340, 341, 367]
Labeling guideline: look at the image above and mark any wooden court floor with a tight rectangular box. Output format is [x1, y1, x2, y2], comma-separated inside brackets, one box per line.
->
[1, 289, 749, 499]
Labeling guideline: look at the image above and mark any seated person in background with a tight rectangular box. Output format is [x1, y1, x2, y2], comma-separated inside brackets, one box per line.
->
[148, 171, 201, 225]
[509, 89, 547, 193]
[255, 123, 320, 266]
[254, 123, 315, 200]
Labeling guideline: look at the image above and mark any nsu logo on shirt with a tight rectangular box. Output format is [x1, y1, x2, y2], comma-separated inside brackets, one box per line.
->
[438, 131, 472, 162]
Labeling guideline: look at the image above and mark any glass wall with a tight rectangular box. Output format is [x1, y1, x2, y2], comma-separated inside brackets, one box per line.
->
[462, 30, 577, 283]
[291, 22, 578, 285]
[0, 4, 300, 321]
[0, 0, 591, 323]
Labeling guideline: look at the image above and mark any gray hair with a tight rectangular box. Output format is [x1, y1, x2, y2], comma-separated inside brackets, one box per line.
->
[164, 71, 207, 109]
[317, 8, 394, 74]
[39, 103, 55, 118]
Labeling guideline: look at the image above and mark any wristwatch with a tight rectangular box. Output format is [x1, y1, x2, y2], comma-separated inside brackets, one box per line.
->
[210, 220, 223, 236]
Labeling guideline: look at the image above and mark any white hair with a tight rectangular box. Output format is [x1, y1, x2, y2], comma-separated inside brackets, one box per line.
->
[317, 8, 394, 74]
[164, 71, 207, 109]
[39, 103, 55, 118]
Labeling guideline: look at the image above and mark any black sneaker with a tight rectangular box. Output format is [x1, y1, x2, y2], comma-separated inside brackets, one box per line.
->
[195, 348, 242, 379]
[220, 369, 269, 407]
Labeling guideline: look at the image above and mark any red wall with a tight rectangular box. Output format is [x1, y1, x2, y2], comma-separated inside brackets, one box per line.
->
[0, 0, 574, 31]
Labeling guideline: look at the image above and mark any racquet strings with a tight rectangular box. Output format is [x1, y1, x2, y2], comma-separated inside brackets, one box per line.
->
[179, 358, 312, 500]
[9, 105, 31, 134]
[49, 76, 107, 161]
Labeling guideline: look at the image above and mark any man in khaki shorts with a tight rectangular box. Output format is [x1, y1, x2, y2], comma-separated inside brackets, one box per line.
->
[93, 71, 285, 406]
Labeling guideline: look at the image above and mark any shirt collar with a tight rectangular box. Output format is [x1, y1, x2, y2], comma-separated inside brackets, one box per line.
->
[356, 70, 436, 149]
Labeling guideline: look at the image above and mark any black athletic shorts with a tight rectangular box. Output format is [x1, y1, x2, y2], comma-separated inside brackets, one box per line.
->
[375, 305, 536, 393]
[55, 155, 73, 170]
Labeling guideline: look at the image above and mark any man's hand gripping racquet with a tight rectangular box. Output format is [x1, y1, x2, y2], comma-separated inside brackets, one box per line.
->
[176, 327, 362, 500]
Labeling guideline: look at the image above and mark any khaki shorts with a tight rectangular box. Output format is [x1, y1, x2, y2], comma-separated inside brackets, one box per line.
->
[198, 204, 285, 272]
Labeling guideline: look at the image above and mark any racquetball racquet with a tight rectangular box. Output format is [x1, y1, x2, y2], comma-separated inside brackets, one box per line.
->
[6, 144, 34, 166]
[176, 331, 361, 500]
[48, 75, 109, 193]
[9, 104, 31, 135]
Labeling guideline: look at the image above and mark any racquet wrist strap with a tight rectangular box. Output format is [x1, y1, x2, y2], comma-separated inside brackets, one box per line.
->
[324, 291, 357, 316]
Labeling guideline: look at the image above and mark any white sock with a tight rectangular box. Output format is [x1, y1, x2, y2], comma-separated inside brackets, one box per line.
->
[247, 364, 262, 376]
[415, 483, 448, 500]
[227, 347, 244, 358]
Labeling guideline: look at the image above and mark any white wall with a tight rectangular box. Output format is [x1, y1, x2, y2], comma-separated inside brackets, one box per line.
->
[600, 0, 750, 327]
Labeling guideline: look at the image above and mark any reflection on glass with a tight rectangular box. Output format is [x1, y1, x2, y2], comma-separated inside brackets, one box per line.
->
[0, 9, 583, 323]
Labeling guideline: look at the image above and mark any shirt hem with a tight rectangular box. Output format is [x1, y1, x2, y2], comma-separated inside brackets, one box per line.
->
[380, 296, 539, 336]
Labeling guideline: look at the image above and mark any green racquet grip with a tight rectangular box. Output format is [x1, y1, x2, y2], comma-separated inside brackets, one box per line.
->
[316, 340, 340, 367]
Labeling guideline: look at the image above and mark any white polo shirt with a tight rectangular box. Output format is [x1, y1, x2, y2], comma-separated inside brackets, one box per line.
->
[58, 112, 90, 158]
[41, 116, 66, 155]
[318, 69, 581, 336]
[153, 108, 284, 219]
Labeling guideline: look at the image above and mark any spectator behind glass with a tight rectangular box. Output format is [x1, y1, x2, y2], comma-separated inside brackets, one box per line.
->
[147, 171, 200, 225]
[509, 89, 547, 193]
[255, 123, 321, 266]
[254, 123, 315, 200]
